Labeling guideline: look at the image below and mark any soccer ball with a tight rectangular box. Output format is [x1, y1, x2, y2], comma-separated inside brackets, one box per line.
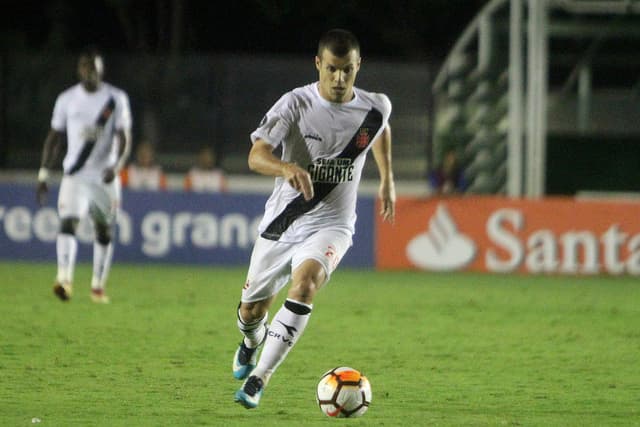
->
[316, 366, 372, 418]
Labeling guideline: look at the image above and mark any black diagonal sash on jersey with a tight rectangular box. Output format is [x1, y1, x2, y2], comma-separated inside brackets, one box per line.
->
[260, 107, 383, 241]
[67, 96, 116, 175]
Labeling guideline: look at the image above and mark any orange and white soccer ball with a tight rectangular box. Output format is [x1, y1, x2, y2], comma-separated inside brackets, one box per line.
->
[316, 366, 372, 418]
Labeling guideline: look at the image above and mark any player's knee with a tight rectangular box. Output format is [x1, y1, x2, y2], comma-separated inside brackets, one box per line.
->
[59, 217, 79, 235]
[288, 279, 319, 303]
[95, 224, 112, 245]
[239, 301, 268, 322]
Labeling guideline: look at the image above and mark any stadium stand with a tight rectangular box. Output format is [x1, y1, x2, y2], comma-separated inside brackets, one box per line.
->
[431, 0, 640, 196]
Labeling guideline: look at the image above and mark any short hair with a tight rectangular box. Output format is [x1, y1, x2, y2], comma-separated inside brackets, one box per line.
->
[317, 29, 360, 57]
[79, 45, 103, 61]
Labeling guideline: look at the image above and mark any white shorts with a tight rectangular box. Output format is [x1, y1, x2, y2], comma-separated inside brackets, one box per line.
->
[58, 174, 121, 226]
[241, 229, 353, 303]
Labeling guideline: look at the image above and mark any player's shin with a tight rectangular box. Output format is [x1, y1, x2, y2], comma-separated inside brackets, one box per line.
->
[237, 309, 268, 348]
[92, 242, 113, 290]
[56, 234, 78, 284]
[252, 298, 312, 384]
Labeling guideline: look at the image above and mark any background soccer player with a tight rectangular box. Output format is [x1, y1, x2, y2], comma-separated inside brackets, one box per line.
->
[232, 28, 396, 409]
[36, 47, 132, 304]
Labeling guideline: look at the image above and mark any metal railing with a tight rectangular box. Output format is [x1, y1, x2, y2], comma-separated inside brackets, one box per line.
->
[431, 0, 640, 197]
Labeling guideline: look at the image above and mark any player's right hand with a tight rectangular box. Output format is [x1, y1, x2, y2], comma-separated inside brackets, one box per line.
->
[283, 163, 314, 201]
[36, 182, 48, 206]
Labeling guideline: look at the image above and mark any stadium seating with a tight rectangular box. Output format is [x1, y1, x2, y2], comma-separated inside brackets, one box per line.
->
[431, 0, 640, 196]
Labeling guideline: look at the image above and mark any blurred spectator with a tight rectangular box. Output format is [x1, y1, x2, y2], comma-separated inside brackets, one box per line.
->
[184, 146, 228, 193]
[428, 148, 467, 195]
[120, 140, 167, 190]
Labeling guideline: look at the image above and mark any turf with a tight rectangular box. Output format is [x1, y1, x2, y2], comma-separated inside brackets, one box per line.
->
[1, 261, 639, 426]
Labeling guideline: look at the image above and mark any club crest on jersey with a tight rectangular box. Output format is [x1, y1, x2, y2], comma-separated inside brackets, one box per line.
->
[356, 128, 370, 148]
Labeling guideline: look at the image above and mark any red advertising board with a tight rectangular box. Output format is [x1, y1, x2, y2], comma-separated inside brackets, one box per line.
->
[376, 196, 640, 275]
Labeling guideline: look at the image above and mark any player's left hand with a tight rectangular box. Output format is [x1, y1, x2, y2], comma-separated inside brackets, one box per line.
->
[378, 180, 396, 223]
[102, 168, 116, 183]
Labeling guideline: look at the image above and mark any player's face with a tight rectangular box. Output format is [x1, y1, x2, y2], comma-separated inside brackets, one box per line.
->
[77, 54, 104, 91]
[315, 48, 361, 103]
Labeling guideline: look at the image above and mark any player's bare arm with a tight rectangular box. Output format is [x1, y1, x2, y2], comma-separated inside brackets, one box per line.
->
[36, 129, 64, 206]
[371, 125, 396, 223]
[248, 139, 314, 200]
[103, 128, 131, 183]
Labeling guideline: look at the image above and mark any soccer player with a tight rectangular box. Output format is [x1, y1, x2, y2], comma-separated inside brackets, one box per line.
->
[36, 47, 132, 304]
[232, 28, 396, 409]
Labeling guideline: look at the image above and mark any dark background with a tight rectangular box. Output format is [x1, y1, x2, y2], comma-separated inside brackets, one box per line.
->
[0, 0, 488, 179]
[1, 0, 487, 60]
[4, 1, 638, 195]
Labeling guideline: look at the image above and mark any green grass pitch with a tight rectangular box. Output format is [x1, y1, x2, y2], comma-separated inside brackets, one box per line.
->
[1, 261, 639, 426]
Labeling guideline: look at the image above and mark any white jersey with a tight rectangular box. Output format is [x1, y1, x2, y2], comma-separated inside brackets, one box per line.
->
[251, 82, 391, 243]
[51, 82, 132, 179]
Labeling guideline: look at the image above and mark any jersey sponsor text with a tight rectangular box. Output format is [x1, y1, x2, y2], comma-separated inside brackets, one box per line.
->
[307, 158, 354, 183]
